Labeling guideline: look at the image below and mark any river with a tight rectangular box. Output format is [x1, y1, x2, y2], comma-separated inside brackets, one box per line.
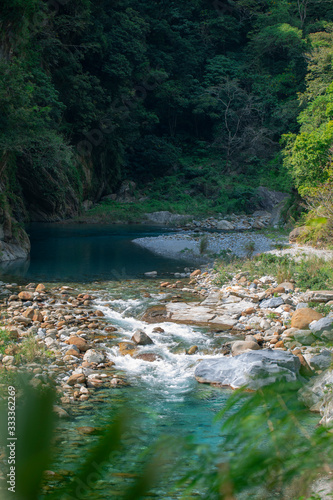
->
[0, 224, 318, 498]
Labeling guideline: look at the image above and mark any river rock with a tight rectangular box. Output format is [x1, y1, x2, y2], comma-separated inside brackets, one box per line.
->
[76, 426, 96, 435]
[301, 369, 333, 426]
[216, 220, 234, 230]
[134, 353, 162, 362]
[131, 330, 154, 345]
[66, 337, 89, 352]
[36, 284, 46, 292]
[2, 355, 15, 365]
[308, 350, 333, 371]
[83, 349, 105, 364]
[53, 406, 70, 419]
[209, 316, 237, 330]
[144, 211, 190, 225]
[291, 308, 323, 329]
[190, 269, 201, 278]
[303, 290, 333, 303]
[291, 330, 317, 346]
[153, 327, 165, 333]
[65, 349, 81, 358]
[260, 297, 284, 309]
[278, 282, 295, 292]
[166, 303, 215, 324]
[23, 308, 35, 319]
[118, 342, 137, 356]
[187, 345, 198, 355]
[296, 303, 308, 310]
[195, 350, 301, 390]
[309, 317, 333, 336]
[14, 316, 32, 326]
[231, 340, 260, 356]
[18, 291, 34, 301]
[95, 310, 105, 317]
[67, 373, 86, 386]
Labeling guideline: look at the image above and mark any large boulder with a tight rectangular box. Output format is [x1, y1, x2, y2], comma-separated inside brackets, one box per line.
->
[291, 308, 323, 329]
[195, 349, 301, 390]
[289, 226, 307, 243]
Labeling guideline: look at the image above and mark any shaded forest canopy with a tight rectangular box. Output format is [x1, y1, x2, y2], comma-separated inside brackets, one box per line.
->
[1, 0, 333, 220]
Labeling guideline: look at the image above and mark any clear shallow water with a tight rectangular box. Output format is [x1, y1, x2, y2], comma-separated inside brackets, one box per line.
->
[47, 287, 319, 499]
[0, 225, 318, 498]
[0, 223, 195, 282]
[50, 288, 236, 499]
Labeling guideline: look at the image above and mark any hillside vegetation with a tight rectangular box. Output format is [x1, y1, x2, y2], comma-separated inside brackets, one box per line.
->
[1, 0, 333, 227]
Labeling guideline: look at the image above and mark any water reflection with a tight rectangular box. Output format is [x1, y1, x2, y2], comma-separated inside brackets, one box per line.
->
[0, 258, 30, 276]
[0, 223, 195, 283]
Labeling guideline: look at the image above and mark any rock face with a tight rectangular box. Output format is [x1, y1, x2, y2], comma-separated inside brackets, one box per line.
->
[195, 350, 301, 390]
[291, 308, 323, 329]
[255, 186, 288, 226]
[255, 187, 288, 211]
[0, 215, 30, 262]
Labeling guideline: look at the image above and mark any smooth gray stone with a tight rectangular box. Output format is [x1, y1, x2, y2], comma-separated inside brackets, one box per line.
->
[309, 350, 333, 371]
[292, 330, 317, 346]
[260, 297, 284, 309]
[195, 349, 301, 390]
[131, 330, 154, 345]
[310, 317, 333, 336]
[296, 302, 308, 310]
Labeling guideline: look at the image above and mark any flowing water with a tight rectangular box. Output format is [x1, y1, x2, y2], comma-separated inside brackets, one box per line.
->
[0, 225, 319, 498]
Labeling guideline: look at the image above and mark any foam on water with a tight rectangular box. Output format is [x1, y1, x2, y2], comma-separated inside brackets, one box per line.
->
[95, 297, 225, 402]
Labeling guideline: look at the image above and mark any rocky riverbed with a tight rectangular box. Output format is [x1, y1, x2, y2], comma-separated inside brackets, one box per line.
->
[133, 229, 288, 262]
[1, 258, 333, 427]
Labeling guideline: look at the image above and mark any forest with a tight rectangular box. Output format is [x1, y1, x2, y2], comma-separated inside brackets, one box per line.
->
[1, 0, 333, 226]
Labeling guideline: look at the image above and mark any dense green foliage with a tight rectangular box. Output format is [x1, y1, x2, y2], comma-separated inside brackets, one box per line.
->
[1, 0, 333, 219]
